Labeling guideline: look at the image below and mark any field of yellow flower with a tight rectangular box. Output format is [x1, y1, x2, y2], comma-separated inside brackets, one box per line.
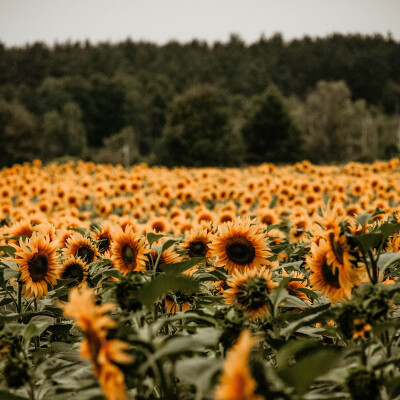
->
[1, 158, 400, 400]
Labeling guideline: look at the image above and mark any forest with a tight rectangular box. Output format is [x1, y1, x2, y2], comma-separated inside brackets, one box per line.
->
[0, 33, 399, 167]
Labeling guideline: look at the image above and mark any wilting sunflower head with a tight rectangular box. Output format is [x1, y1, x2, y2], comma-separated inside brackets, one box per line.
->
[225, 268, 277, 320]
[210, 218, 271, 274]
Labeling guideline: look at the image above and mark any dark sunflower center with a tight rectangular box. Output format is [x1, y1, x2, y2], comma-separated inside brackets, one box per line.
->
[188, 240, 207, 257]
[77, 246, 95, 263]
[237, 276, 269, 310]
[122, 244, 137, 266]
[329, 233, 344, 264]
[97, 235, 110, 254]
[321, 261, 341, 288]
[225, 236, 256, 266]
[61, 263, 84, 283]
[28, 254, 49, 282]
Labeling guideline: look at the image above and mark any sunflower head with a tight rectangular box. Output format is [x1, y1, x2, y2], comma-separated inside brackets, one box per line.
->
[60, 256, 88, 288]
[225, 268, 277, 320]
[12, 233, 59, 299]
[210, 219, 271, 274]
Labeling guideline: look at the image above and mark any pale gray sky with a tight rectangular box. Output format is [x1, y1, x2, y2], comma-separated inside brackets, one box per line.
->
[0, 0, 399, 47]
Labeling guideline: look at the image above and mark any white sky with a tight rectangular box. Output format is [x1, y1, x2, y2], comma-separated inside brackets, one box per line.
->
[0, 0, 399, 47]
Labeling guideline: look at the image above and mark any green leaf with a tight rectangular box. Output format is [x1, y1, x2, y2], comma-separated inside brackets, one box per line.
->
[0, 297, 14, 306]
[3, 268, 21, 281]
[355, 213, 372, 230]
[0, 391, 29, 400]
[159, 257, 206, 275]
[67, 227, 88, 236]
[138, 274, 200, 308]
[176, 357, 222, 395]
[276, 341, 340, 395]
[357, 232, 383, 253]
[147, 232, 165, 246]
[23, 315, 54, 348]
[0, 245, 16, 256]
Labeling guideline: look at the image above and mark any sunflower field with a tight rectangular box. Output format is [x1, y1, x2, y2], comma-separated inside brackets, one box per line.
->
[2, 158, 400, 400]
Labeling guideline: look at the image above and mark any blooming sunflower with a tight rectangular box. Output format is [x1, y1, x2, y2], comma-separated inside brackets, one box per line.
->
[60, 256, 88, 288]
[215, 330, 263, 400]
[306, 239, 362, 303]
[210, 219, 271, 274]
[111, 226, 148, 274]
[62, 288, 131, 400]
[12, 233, 59, 298]
[224, 267, 277, 320]
[282, 269, 311, 305]
[65, 233, 99, 265]
[180, 227, 212, 259]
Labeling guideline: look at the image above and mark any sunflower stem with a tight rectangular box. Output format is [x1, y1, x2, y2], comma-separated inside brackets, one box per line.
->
[368, 249, 378, 284]
[17, 281, 22, 314]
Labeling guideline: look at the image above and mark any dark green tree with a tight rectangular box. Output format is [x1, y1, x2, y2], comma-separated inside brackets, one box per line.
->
[242, 86, 305, 163]
[0, 100, 39, 166]
[156, 85, 244, 167]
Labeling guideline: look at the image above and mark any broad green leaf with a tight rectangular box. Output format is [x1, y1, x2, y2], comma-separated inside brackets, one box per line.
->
[0, 245, 16, 256]
[147, 232, 165, 246]
[355, 213, 372, 230]
[23, 315, 54, 348]
[159, 257, 206, 274]
[138, 274, 199, 308]
[276, 341, 340, 395]
[357, 232, 383, 253]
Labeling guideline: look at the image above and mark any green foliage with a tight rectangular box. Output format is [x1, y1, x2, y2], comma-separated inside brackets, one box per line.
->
[242, 85, 305, 163]
[156, 84, 244, 167]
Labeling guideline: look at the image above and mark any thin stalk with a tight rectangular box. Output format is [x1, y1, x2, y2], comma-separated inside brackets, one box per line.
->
[368, 249, 378, 284]
[17, 281, 22, 314]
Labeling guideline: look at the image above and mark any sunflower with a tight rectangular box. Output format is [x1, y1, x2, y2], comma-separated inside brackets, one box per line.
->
[60, 256, 88, 288]
[111, 226, 148, 274]
[180, 227, 212, 259]
[92, 222, 115, 255]
[215, 330, 263, 400]
[12, 233, 59, 299]
[306, 239, 362, 303]
[224, 267, 277, 320]
[282, 269, 311, 304]
[210, 219, 271, 274]
[65, 233, 99, 265]
[62, 288, 131, 400]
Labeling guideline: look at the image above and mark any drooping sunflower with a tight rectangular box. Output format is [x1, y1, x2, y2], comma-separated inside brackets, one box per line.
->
[60, 256, 88, 288]
[215, 330, 263, 400]
[65, 233, 99, 265]
[111, 226, 148, 274]
[306, 239, 362, 303]
[12, 233, 59, 298]
[210, 219, 271, 274]
[224, 267, 277, 320]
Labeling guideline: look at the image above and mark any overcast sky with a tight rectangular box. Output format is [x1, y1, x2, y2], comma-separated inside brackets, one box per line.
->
[0, 0, 399, 47]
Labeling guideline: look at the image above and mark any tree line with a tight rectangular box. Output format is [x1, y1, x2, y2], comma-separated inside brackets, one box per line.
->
[0, 33, 399, 167]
